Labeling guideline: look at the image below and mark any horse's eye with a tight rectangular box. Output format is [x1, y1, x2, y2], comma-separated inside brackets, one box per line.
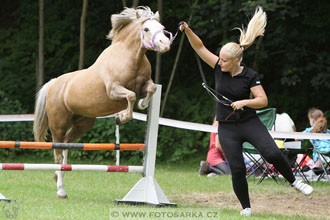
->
[144, 28, 149, 32]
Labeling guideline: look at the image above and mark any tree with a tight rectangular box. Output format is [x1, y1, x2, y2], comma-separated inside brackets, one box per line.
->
[121, 0, 139, 8]
[132, 0, 139, 8]
[37, 0, 44, 91]
[154, 0, 162, 84]
[160, 0, 199, 117]
[79, 0, 88, 70]
[122, 0, 127, 8]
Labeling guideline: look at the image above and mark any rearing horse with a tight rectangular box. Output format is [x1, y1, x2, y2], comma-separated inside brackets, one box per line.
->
[33, 6, 172, 198]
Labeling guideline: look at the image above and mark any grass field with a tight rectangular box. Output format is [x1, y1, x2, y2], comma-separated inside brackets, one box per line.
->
[0, 156, 329, 220]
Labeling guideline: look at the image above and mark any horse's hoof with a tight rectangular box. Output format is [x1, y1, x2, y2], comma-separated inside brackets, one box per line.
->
[137, 99, 148, 110]
[54, 173, 58, 182]
[57, 194, 68, 199]
[115, 115, 121, 125]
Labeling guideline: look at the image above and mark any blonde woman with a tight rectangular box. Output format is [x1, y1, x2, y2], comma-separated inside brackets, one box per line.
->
[180, 6, 313, 216]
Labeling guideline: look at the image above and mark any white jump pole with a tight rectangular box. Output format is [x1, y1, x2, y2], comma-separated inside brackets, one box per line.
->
[0, 84, 174, 206]
[115, 84, 176, 206]
[0, 163, 143, 173]
[115, 124, 120, 166]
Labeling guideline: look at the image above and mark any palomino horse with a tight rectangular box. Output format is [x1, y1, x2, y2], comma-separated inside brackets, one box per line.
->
[33, 6, 172, 198]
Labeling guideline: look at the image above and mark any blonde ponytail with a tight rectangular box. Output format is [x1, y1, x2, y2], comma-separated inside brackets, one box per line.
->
[312, 117, 328, 133]
[308, 108, 328, 133]
[222, 6, 267, 60]
[237, 6, 267, 50]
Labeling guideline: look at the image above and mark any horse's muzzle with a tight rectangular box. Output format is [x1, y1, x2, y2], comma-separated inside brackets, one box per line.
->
[157, 38, 171, 52]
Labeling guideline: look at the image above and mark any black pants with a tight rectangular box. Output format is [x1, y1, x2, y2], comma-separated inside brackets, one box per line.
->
[209, 162, 231, 175]
[218, 117, 295, 209]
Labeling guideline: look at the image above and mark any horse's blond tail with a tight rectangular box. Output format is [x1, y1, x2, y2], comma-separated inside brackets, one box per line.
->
[33, 79, 56, 142]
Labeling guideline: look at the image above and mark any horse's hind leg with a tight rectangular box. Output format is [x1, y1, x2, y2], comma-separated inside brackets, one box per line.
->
[64, 116, 96, 143]
[53, 116, 96, 198]
[53, 149, 68, 182]
[137, 79, 156, 110]
[50, 122, 70, 199]
[54, 150, 67, 198]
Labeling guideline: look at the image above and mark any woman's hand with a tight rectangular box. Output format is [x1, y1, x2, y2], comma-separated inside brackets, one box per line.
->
[230, 85, 268, 110]
[179, 22, 189, 32]
[231, 100, 246, 111]
[178, 21, 218, 68]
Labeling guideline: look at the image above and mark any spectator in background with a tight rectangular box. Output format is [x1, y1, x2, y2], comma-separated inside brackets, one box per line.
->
[274, 113, 296, 133]
[199, 119, 231, 176]
[273, 112, 297, 167]
[302, 108, 330, 173]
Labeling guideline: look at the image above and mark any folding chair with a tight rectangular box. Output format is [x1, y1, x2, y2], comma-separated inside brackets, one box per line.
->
[244, 143, 282, 184]
[313, 148, 330, 183]
[243, 108, 283, 184]
[281, 141, 312, 183]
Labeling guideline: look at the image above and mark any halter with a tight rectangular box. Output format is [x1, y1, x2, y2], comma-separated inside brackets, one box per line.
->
[140, 21, 185, 51]
[140, 29, 173, 51]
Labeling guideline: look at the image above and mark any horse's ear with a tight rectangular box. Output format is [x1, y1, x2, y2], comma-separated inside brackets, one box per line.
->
[136, 12, 141, 19]
[154, 11, 160, 21]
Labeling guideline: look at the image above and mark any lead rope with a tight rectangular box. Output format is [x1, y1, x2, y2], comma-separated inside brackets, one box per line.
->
[193, 51, 238, 120]
[176, 21, 238, 120]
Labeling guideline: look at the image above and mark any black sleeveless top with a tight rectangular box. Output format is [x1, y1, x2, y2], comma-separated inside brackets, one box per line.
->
[214, 61, 261, 123]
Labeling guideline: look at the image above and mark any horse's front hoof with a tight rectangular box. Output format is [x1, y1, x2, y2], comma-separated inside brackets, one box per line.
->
[137, 99, 148, 110]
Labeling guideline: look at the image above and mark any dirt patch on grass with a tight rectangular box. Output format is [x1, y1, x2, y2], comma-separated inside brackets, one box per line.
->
[170, 191, 330, 219]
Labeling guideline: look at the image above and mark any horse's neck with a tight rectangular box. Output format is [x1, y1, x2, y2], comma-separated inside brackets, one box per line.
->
[113, 26, 146, 59]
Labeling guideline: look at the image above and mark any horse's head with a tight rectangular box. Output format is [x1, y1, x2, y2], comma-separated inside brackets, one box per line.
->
[139, 12, 172, 53]
[108, 7, 172, 53]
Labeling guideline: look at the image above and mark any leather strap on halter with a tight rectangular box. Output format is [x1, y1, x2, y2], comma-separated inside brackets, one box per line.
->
[140, 29, 173, 51]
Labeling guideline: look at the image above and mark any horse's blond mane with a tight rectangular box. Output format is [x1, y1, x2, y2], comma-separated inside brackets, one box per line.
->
[107, 6, 157, 40]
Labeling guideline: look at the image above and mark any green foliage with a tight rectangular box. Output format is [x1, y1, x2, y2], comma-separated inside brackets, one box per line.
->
[0, 90, 33, 157]
[189, 0, 330, 130]
[157, 84, 214, 162]
[73, 117, 146, 165]
[0, 1, 39, 112]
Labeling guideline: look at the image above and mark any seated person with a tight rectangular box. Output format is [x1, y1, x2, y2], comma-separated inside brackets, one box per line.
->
[199, 120, 231, 176]
[302, 108, 330, 174]
[274, 112, 296, 133]
[273, 112, 297, 167]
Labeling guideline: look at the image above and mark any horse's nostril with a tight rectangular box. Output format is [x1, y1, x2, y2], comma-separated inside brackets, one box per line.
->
[159, 39, 170, 46]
